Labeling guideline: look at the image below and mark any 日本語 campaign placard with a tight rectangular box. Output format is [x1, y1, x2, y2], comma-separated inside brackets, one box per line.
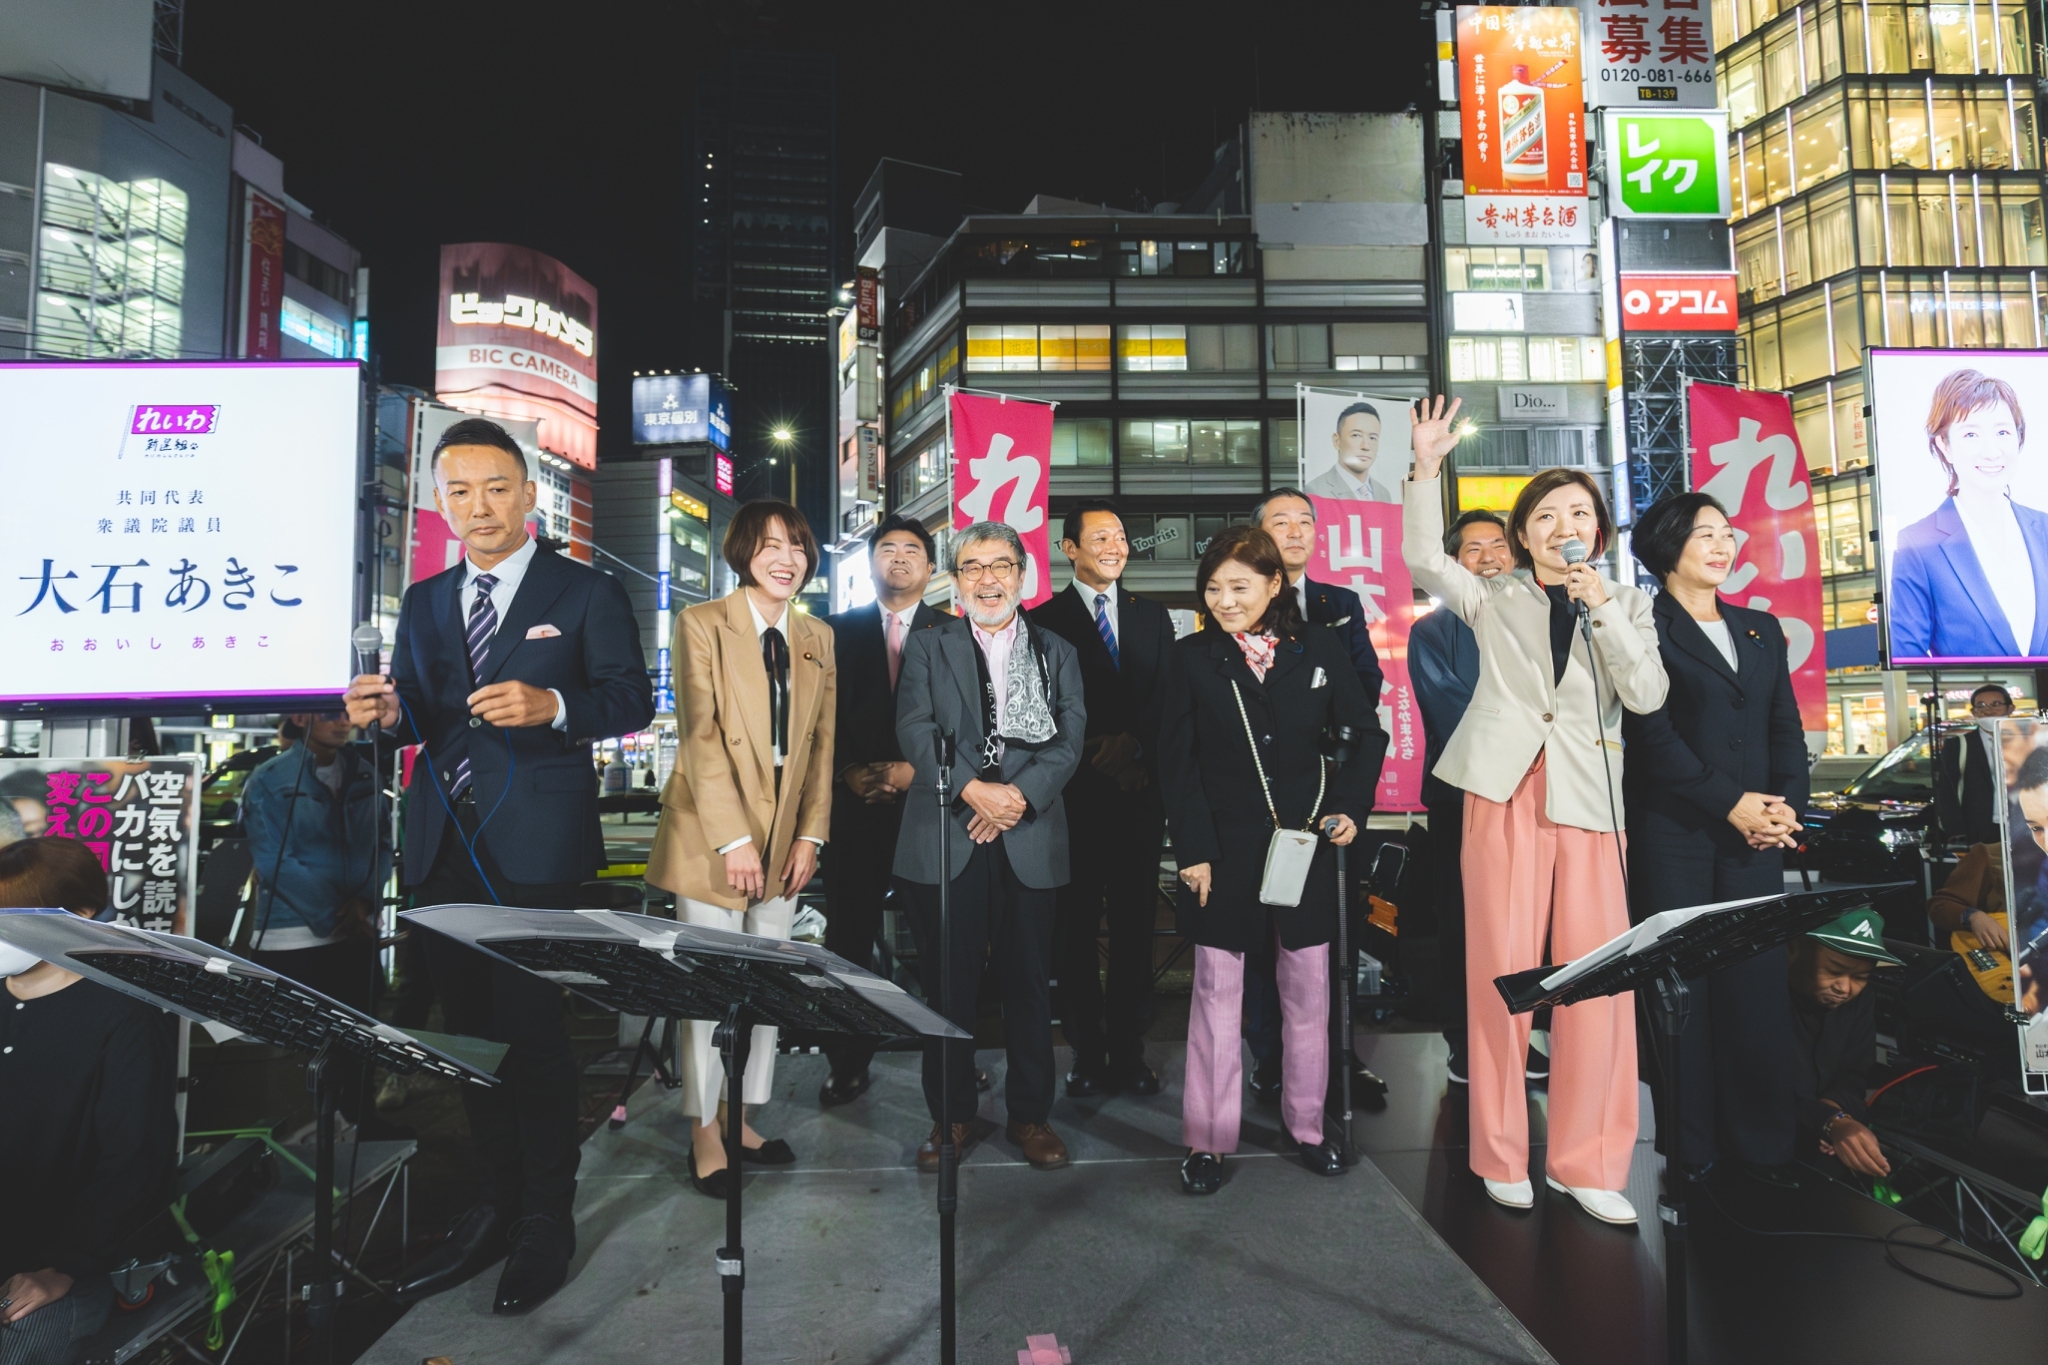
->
[0, 757, 201, 934]
[0, 361, 362, 709]
[950, 390, 1054, 610]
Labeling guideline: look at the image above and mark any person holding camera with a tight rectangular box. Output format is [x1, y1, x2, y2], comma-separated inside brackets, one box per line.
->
[1159, 526, 1385, 1194]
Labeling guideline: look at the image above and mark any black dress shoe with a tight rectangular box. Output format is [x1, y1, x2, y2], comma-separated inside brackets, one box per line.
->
[689, 1150, 733, 1200]
[1352, 1061, 1389, 1100]
[394, 1204, 506, 1303]
[1293, 1137, 1350, 1176]
[976, 1068, 993, 1092]
[819, 1071, 872, 1107]
[742, 1137, 796, 1165]
[1248, 1059, 1282, 1109]
[1180, 1151, 1225, 1195]
[1064, 1068, 1111, 1097]
[1112, 1059, 1161, 1096]
[492, 1212, 574, 1315]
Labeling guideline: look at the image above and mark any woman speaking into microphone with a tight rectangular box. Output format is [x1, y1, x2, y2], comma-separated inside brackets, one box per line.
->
[1157, 526, 1385, 1194]
[1404, 397, 1668, 1221]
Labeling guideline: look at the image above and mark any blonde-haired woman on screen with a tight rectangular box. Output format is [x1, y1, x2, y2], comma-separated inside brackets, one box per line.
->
[1403, 396, 1668, 1222]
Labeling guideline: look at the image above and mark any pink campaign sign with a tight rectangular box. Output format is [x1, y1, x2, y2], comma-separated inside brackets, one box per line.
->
[949, 391, 1054, 610]
[1307, 497, 1425, 812]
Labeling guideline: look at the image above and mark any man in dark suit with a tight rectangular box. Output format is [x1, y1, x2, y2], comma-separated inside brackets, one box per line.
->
[1938, 683, 2015, 848]
[818, 515, 947, 1105]
[1254, 488, 1390, 1106]
[1409, 510, 1513, 1084]
[346, 418, 653, 1314]
[1030, 499, 1179, 1096]
[894, 521, 1085, 1173]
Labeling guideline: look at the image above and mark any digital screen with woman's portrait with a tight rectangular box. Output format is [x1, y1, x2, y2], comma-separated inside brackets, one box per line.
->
[1871, 349, 2048, 666]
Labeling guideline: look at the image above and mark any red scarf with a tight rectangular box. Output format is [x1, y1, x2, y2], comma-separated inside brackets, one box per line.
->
[1231, 631, 1278, 681]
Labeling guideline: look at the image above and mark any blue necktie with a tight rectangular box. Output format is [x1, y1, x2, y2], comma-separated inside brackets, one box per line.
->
[1095, 592, 1119, 670]
[452, 571, 498, 798]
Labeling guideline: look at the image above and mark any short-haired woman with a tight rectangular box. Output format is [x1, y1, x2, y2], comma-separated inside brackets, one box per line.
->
[1623, 491, 1808, 1183]
[647, 499, 837, 1196]
[1405, 398, 1668, 1221]
[1890, 368, 2048, 659]
[1, 837, 178, 1365]
[1157, 527, 1386, 1193]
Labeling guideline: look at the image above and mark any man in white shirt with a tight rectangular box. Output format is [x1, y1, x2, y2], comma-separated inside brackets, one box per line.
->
[820, 516, 945, 1104]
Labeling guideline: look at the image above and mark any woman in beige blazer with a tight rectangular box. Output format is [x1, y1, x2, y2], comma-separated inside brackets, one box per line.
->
[646, 499, 837, 1197]
[1404, 396, 1667, 1225]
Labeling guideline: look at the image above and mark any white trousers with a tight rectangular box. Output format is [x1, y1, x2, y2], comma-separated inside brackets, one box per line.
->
[676, 894, 797, 1121]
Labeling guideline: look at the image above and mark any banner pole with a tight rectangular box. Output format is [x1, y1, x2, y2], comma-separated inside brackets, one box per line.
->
[943, 386, 957, 615]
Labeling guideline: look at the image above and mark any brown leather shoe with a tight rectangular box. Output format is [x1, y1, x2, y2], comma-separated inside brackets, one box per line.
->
[1005, 1121, 1071, 1170]
[916, 1123, 978, 1174]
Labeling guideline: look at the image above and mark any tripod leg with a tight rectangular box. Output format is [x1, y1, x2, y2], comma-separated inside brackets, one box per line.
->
[609, 1015, 658, 1130]
[1336, 844, 1354, 1163]
[306, 1045, 340, 1365]
[1654, 971, 1692, 1365]
[715, 1005, 749, 1365]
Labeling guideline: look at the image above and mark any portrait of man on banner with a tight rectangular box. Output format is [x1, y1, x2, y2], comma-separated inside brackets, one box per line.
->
[1304, 398, 1402, 503]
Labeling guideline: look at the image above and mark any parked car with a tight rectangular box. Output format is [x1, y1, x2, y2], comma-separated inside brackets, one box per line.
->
[1798, 728, 1938, 937]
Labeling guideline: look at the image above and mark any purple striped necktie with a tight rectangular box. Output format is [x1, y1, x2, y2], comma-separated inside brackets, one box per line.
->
[452, 571, 499, 798]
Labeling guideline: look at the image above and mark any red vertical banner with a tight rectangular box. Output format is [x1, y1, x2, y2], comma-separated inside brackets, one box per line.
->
[242, 190, 285, 359]
[949, 391, 1054, 610]
[1686, 383, 1828, 735]
[1299, 388, 1423, 811]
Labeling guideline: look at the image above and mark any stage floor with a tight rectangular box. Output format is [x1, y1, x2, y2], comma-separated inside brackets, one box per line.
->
[360, 1047, 1553, 1365]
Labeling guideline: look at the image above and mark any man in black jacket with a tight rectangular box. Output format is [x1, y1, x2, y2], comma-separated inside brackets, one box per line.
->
[819, 515, 947, 1105]
[1788, 909, 1902, 1183]
[346, 418, 654, 1314]
[1031, 500, 1179, 1095]
[1937, 684, 2015, 847]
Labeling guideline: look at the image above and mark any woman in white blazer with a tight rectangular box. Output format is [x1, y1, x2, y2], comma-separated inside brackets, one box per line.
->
[1404, 396, 1668, 1223]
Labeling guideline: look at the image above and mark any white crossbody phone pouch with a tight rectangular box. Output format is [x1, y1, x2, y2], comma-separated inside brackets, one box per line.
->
[1231, 681, 1326, 907]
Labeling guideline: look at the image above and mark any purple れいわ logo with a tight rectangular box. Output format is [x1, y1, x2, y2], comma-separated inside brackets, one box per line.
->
[129, 404, 220, 436]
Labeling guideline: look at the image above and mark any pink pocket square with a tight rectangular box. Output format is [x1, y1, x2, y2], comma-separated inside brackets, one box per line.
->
[526, 624, 562, 639]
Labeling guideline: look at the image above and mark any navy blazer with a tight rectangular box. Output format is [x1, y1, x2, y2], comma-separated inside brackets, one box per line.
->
[1028, 580, 1179, 795]
[1408, 604, 1479, 807]
[1301, 576, 1386, 707]
[1620, 593, 1808, 850]
[824, 600, 947, 837]
[1889, 496, 2048, 660]
[390, 545, 655, 887]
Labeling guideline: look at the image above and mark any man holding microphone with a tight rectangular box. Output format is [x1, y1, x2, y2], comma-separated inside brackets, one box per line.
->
[345, 418, 653, 1314]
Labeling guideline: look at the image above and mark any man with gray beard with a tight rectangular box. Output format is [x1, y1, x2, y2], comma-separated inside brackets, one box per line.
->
[893, 522, 1086, 1172]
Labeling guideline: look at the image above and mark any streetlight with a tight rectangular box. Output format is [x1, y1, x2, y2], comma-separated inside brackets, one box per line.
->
[770, 425, 795, 502]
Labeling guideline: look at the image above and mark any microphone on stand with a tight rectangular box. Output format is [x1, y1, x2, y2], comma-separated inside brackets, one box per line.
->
[1560, 537, 1595, 642]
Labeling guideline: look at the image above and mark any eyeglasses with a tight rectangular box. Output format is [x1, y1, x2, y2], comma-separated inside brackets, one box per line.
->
[955, 559, 1019, 582]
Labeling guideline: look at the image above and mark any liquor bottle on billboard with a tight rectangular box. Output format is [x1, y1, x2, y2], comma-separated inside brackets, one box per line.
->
[1501, 66, 1546, 180]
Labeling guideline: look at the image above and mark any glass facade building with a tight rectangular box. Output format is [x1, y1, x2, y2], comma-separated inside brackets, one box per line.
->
[1715, 0, 2048, 750]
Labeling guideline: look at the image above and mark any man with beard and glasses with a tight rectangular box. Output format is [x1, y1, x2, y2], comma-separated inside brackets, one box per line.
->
[893, 521, 1086, 1173]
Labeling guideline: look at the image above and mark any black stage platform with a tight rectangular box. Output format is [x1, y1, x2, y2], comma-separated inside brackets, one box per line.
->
[1354, 1031, 2048, 1364]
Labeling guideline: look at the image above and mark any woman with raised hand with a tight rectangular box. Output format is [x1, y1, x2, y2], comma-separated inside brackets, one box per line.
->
[1403, 396, 1667, 1223]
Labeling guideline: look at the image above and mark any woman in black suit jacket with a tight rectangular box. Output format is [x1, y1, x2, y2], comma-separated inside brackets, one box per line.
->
[1621, 491, 1810, 1182]
[1159, 527, 1386, 1194]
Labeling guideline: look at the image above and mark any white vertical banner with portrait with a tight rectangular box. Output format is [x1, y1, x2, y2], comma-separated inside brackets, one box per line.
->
[1870, 349, 2048, 666]
[1297, 386, 1423, 810]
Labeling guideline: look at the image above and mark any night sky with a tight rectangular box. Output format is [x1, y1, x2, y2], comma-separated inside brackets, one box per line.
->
[179, 0, 1432, 464]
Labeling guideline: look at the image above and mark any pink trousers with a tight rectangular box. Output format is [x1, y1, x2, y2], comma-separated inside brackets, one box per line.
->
[1463, 755, 1638, 1189]
[1183, 940, 1329, 1153]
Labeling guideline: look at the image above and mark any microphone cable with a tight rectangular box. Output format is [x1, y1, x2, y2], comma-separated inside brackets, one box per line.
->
[396, 691, 515, 907]
[1562, 539, 1632, 901]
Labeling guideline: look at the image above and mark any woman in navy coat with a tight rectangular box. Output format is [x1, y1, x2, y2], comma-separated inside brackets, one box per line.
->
[1621, 491, 1809, 1183]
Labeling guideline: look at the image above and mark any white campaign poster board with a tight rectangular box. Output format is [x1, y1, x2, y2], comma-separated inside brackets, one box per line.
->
[0, 361, 361, 707]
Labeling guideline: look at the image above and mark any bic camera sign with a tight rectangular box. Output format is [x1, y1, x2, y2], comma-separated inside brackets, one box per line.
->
[1602, 110, 1730, 218]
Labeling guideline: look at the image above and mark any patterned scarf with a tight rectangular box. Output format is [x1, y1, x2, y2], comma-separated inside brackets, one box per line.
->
[1232, 630, 1278, 681]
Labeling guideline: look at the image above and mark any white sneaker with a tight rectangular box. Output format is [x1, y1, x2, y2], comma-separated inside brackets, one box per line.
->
[1483, 1178, 1534, 1209]
[1545, 1177, 1637, 1224]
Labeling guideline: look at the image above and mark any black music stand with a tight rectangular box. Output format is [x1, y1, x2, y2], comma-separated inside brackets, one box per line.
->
[1492, 882, 1911, 1365]
[0, 911, 498, 1365]
[404, 903, 969, 1365]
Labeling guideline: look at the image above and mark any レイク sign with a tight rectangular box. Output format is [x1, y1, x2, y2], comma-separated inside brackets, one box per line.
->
[949, 391, 1053, 611]
[1686, 383, 1829, 741]
[1619, 273, 1739, 332]
[1604, 110, 1731, 217]
[1585, 0, 1716, 107]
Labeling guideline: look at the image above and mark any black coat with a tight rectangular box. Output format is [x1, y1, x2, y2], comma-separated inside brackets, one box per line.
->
[1028, 581, 1178, 798]
[824, 601, 948, 838]
[1158, 627, 1386, 953]
[1301, 576, 1387, 703]
[392, 545, 655, 885]
[1621, 594, 1809, 905]
[1937, 731, 2002, 848]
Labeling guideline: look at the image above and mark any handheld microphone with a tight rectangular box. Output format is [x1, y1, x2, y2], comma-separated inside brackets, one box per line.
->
[351, 622, 385, 734]
[1560, 538, 1595, 637]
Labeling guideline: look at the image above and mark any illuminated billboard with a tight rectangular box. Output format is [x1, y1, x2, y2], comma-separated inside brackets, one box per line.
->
[633, 373, 731, 450]
[0, 361, 362, 711]
[434, 243, 599, 470]
[1457, 5, 1590, 245]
